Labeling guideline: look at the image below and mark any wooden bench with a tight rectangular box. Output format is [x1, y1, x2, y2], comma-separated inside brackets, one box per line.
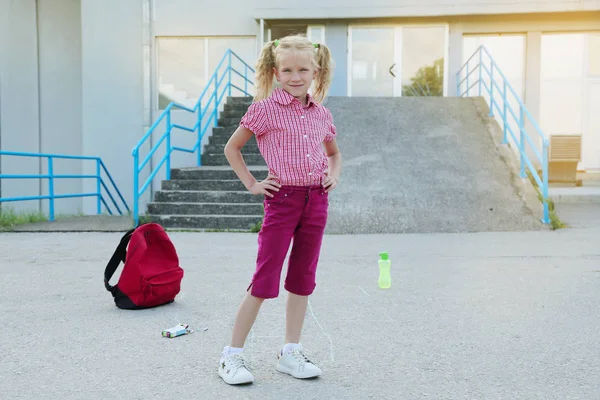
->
[548, 135, 582, 186]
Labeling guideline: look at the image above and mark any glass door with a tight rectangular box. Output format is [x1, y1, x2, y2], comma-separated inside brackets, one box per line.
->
[401, 26, 447, 97]
[348, 25, 447, 97]
[348, 27, 399, 96]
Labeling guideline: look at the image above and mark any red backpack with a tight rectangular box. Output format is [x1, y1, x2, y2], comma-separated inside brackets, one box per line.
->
[104, 223, 184, 309]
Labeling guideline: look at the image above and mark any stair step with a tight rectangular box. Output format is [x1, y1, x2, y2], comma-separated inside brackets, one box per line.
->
[148, 214, 263, 230]
[147, 202, 264, 215]
[154, 190, 264, 203]
[218, 116, 242, 127]
[223, 103, 252, 113]
[202, 153, 265, 166]
[227, 96, 253, 105]
[208, 133, 256, 146]
[144, 97, 260, 233]
[171, 166, 269, 180]
[208, 126, 239, 142]
[162, 179, 248, 191]
[203, 143, 259, 154]
[221, 108, 249, 118]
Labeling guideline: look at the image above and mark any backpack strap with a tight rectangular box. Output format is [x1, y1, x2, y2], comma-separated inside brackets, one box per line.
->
[104, 228, 136, 292]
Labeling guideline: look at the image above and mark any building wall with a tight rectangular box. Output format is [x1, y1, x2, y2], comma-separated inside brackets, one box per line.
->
[0, 0, 41, 213]
[37, 0, 83, 215]
[253, 0, 600, 19]
[153, 0, 260, 37]
[450, 12, 600, 169]
[80, 0, 144, 214]
[0, 0, 83, 215]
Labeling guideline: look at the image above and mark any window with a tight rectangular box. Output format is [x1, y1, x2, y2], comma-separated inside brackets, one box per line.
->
[462, 34, 525, 99]
[307, 25, 325, 45]
[462, 34, 525, 149]
[401, 26, 446, 97]
[156, 36, 256, 110]
[540, 33, 585, 135]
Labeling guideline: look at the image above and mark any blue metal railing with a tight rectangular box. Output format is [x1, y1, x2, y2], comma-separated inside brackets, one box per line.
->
[132, 49, 255, 225]
[456, 45, 549, 224]
[0, 151, 130, 220]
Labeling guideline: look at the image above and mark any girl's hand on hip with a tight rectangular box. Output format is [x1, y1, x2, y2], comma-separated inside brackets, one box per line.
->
[249, 174, 281, 197]
[323, 174, 339, 192]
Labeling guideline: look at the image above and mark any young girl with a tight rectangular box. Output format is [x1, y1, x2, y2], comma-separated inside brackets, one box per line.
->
[219, 34, 341, 385]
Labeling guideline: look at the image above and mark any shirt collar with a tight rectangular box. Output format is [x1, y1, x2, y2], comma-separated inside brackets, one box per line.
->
[272, 87, 316, 107]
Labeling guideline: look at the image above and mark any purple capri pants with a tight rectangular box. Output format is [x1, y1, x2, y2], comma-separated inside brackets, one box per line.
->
[247, 185, 329, 299]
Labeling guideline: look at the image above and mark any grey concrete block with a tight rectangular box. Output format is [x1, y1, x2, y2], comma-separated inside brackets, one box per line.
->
[217, 117, 242, 127]
[170, 166, 268, 181]
[202, 153, 265, 166]
[147, 202, 263, 216]
[148, 214, 262, 230]
[154, 190, 263, 204]
[203, 143, 259, 155]
[226, 96, 253, 106]
[208, 126, 238, 141]
[162, 179, 249, 191]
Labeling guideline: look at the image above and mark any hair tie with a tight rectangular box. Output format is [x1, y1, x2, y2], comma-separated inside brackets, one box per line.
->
[313, 43, 320, 48]
[274, 39, 280, 47]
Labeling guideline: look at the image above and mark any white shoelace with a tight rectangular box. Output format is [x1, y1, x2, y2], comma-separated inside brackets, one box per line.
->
[226, 354, 249, 372]
[290, 349, 312, 364]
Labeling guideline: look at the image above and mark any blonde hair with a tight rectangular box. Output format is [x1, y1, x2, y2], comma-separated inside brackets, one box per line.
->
[254, 34, 333, 103]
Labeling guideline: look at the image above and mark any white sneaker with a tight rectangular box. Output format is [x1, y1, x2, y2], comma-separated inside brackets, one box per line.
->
[218, 353, 254, 385]
[276, 346, 322, 379]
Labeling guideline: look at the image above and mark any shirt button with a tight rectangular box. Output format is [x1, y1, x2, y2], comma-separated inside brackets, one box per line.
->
[306, 154, 310, 157]
[304, 135, 308, 139]
[308, 172, 313, 176]
[301, 115, 305, 119]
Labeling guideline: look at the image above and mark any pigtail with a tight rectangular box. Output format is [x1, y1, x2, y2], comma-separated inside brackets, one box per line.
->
[312, 44, 333, 103]
[254, 41, 277, 101]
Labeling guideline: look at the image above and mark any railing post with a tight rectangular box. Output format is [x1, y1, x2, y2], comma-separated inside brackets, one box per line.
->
[488, 63, 495, 117]
[502, 80, 508, 144]
[133, 151, 139, 226]
[228, 51, 232, 97]
[465, 59, 470, 97]
[519, 105, 526, 178]
[95, 159, 101, 214]
[541, 141, 550, 224]
[244, 64, 248, 95]
[455, 72, 459, 96]
[214, 69, 219, 128]
[478, 49, 483, 97]
[166, 111, 171, 180]
[48, 157, 55, 221]
[197, 100, 202, 166]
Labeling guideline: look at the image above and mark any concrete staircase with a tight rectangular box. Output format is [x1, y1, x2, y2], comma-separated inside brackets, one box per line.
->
[146, 97, 268, 230]
[145, 96, 545, 233]
[198, 97, 265, 167]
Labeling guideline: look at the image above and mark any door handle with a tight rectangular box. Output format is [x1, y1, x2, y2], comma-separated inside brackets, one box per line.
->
[389, 63, 396, 77]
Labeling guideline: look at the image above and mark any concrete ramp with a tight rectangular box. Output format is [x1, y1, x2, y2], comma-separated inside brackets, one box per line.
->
[325, 97, 543, 234]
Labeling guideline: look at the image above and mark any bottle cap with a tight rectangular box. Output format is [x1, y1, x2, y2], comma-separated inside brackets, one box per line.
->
[379, 252, 389, 260]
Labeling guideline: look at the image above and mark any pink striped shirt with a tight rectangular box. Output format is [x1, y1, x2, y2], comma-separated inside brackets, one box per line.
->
[239, 88, 337, 186]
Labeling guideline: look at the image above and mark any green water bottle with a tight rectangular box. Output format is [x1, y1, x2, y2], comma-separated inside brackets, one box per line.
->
[378, 252, 391, 289]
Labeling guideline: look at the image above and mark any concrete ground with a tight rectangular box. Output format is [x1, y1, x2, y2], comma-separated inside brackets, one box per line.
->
[11, 215, 133, 232]
[2, 226, 600, 399]
[555, 203, 600, 229]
